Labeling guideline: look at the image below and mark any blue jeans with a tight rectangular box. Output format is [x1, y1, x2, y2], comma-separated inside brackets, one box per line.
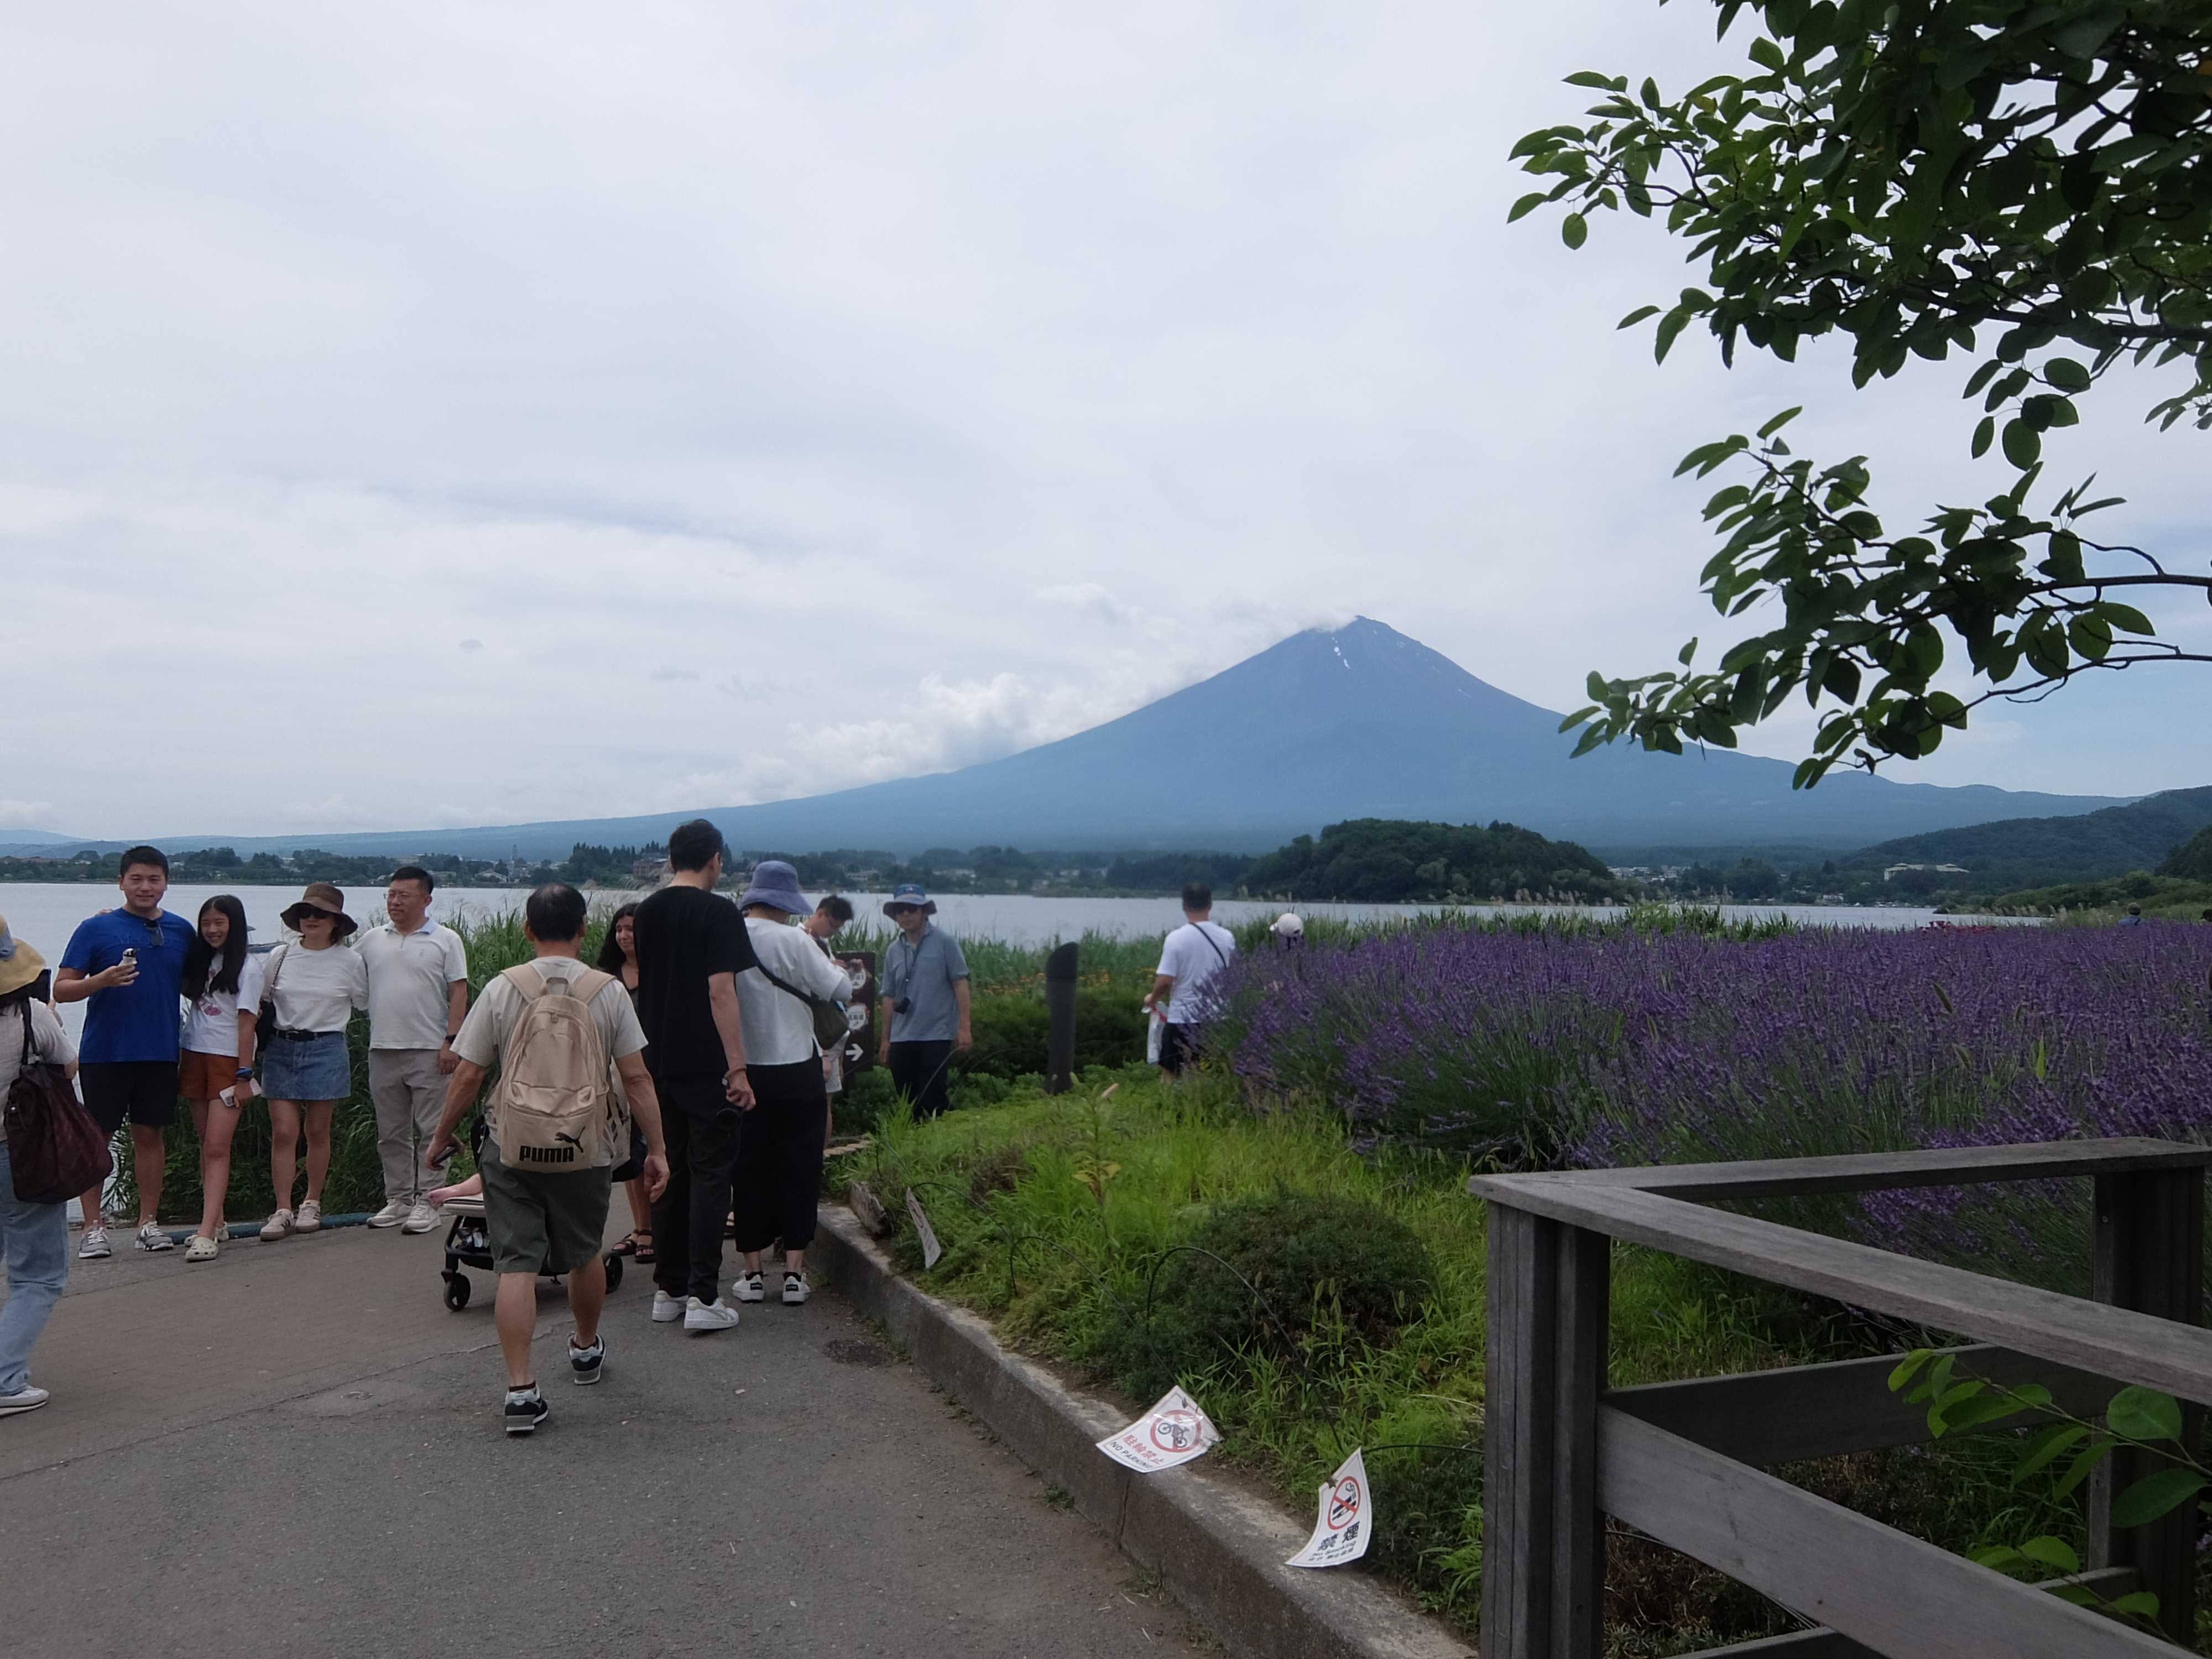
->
[0, 1141, 70, 1394]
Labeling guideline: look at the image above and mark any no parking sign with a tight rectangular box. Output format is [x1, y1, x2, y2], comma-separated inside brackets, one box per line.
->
[1285, 1449, 1371, 1568]
[1096, 1386, 1222, 1473]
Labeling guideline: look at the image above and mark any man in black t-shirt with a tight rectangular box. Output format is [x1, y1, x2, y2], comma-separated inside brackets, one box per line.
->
[634, 819, 757, 1332]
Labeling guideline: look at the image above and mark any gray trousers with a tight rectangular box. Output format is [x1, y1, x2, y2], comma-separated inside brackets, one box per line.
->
[368, 1048, 445, 1207]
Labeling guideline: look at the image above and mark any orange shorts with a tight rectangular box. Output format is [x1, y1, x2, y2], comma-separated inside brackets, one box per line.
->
[180, 1049, 248, 1102]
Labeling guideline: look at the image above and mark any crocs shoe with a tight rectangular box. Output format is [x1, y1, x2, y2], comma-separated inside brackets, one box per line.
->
[184, 1233, 220, 1263]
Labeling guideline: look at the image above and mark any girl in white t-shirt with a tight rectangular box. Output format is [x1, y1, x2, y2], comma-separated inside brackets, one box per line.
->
[256, 885, 367, 1242]
[177, 895, 263, 1262]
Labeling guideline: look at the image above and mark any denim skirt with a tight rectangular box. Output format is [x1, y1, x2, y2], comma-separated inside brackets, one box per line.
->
[259, 1030, 352, 1101]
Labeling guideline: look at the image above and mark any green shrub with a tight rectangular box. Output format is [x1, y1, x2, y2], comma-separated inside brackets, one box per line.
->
[957, 985, 1152, 1079]
[1103, 1190, 1433, 1400]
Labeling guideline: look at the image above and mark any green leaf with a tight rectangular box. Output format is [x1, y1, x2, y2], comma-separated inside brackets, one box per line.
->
[1971, 1544, 2026, 1574]
[1654, 309, 1691, 363]
[1507, 192, 1551, 223]
[2107, 1386, 2184, 1444]
[2055, 1439, 2115, 1499]
[1617, 304, 1662, 329]
[1756, 406, 1802, 440]
[1887, 1349, 1934, 1392]
[2110, 1468, 2208, 1529]
[1563, 70, 1616, 90]
[1561, 213, 1588, 249]
[2100, 602, 2154, 637]
[1747, 35, 1785, 71]
[2043, 357, 2093, 392]
[2002, 419, 2042, 468]
[1678, 638, 1698, 667]
[1559, 706, 1600, 732]
[2106, 1591, 2162, 1619]
[2018, 1536, 2080, 1574]
[1971, 415, 1995, 458]
[2068, 614, 2113, 661]
[2013, 1423, 2090, 1484]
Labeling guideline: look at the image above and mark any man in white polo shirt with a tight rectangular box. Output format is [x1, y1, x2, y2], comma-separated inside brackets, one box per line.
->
[359, 864, 470, 1232]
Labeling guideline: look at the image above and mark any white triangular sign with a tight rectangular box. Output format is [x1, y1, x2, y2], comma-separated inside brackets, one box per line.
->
[1285, 1449, 1371, 1568]
[1095, 1386, 1222, 1473]
[905, 1188, 942, 1269]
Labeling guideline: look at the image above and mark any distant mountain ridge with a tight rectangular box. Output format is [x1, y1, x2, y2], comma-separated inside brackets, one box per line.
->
[18, 618, 2127, 860]
[1837, 786, 2212, 890]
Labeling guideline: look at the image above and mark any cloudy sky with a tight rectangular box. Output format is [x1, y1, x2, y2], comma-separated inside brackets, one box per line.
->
[6, 3, 2205, 839]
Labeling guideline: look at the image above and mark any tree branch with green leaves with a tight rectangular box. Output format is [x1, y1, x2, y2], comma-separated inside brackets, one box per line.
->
[1515, 1, 2212, 777]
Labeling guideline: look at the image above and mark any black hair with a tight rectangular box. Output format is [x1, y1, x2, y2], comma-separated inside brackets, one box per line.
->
[816, 894, 854, 925]
[118, 844, 169, 878]
[595, 901, 641, 971]
[526, 883, 589, 943]
[1182, 881, 1213, 912]
[388, 864, 435, 894]
[182, 895, 251, 1000]
[667, 818, 724, 873]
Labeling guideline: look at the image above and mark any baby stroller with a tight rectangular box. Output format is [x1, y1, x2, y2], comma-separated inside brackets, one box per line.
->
[439, 1115, 627, 1311]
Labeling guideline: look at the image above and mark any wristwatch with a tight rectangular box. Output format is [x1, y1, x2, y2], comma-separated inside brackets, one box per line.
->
[234, 1068, 254, 1079]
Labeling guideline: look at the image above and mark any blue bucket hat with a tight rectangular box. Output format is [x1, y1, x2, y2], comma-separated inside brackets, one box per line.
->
[883, 881, 936, 918]
[737, 859, 811, 916]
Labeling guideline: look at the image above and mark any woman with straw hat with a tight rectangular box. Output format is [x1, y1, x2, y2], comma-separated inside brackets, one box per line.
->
[256, 884, 367, 1243]
[0, 915, 79, 1417]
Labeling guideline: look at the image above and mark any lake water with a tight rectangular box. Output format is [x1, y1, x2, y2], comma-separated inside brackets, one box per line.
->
[1, 881, 2006, 1045]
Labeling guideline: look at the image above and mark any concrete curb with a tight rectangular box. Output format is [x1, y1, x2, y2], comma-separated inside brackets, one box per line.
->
[812, 1203, 1476, 1659]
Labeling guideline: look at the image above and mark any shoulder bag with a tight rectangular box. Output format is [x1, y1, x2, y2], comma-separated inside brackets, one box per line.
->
[254, 945, 289, 1060]
[6, 1008, 114, 1205]
[757, 950, 849, 1050]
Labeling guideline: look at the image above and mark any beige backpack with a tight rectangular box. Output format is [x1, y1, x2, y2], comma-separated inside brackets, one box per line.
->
[490, 964, 619, 1171]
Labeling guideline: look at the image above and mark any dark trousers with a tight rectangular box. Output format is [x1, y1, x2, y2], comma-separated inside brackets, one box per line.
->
[650, 1071, 744, 1303]
[888, 1039, 955, 1120]
[731, 1059, 828, 1255]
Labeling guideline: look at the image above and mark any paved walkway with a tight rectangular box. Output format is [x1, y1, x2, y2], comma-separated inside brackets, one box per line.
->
[2, 1217, 1208, 1658]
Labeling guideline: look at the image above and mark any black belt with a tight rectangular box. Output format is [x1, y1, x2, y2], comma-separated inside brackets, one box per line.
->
[270, 1027, 326, 1043]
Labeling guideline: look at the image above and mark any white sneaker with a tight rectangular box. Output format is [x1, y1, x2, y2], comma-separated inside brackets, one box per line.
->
[401, 1201, 438, 1234]
[259, 1209, 294, 1243]
[366, 1200, 410, 1229]
[294, 1199, 323, 1234]
[650, 1290, 687, 1324]
[683, 1297, 739, 1333]
[782, 1271, 811, 1306]
[0, 1385, 51, 1417]
[135, 1220, 175, 1253]
[732, 1271, 765, 1303]
[77, 1227, 111, 1260]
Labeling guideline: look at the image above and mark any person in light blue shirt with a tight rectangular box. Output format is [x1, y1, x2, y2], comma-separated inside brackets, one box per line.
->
[54, 846, 195, 1257]
[875, 884, 970, 1120]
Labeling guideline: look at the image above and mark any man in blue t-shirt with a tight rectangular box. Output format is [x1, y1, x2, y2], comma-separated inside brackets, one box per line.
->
[56, 845, 196, 1258]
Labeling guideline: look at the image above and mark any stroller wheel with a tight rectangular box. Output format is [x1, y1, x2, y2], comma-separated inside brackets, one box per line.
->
[442, 1271, 471, 1312]
[603, 1252, 624, 1292]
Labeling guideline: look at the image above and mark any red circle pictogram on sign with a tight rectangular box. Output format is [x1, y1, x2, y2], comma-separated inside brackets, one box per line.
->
[1150, 1409, 1203, 1453]
[1327, 1477, 1361, 1530]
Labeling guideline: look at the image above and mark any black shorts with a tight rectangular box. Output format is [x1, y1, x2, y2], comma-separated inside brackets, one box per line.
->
[1160, 1022, 1196, 1076]
[80, 1061, 181, 1133]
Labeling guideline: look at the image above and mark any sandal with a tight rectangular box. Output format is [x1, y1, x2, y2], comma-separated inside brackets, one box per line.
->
[634, 1232, 654, 1264]
[614, 1232, 639, 1256]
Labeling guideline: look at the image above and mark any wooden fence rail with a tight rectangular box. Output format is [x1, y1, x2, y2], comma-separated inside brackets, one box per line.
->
[1469, 1137, 2211, 1659]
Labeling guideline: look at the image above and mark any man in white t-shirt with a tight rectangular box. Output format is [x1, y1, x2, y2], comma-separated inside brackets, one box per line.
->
[358, 865, 470, 1233]
[1144, 881, 1237, 1080]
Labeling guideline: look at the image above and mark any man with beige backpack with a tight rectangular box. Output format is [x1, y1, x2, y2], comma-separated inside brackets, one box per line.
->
[426, 884, 669, 1437]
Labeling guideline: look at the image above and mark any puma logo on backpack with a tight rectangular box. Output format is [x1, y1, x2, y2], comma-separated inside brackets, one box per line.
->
[491, 964, 619, 1171]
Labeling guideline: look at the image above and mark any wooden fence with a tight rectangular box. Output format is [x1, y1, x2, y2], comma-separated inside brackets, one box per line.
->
[1470, 1138, 2212, 1658]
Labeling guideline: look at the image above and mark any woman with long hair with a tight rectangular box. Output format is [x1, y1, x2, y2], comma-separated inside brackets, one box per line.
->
[594, 901, 654, 1262]
[178, 895, 262, 1261]
[257, 885, 366, 1243]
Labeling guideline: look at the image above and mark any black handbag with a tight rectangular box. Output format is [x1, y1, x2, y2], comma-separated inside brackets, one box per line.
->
[6, 1006, 114, 1205]
[759, 956, 849, 1050]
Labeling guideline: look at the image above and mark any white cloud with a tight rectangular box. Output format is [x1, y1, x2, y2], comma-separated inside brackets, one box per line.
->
[2, 2, 2205, 837]
[0, 801, 57, 830]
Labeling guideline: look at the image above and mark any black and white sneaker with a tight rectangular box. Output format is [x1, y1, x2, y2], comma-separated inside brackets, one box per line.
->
[569, 1335, 605, 1385]
[503, 1385, 549, 1436]
[732, 1270, 765, 1303]
[782, 1271, 811, 1306]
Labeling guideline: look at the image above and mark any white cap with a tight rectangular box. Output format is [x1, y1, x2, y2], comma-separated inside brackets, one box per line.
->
[1271, 912, 1304, 937]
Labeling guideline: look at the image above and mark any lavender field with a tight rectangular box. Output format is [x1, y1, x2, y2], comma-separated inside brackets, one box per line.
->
[1209, 920, 2212, 1289]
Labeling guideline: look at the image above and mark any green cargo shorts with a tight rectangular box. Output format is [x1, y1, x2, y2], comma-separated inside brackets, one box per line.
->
[479, 1140, 613, 1276]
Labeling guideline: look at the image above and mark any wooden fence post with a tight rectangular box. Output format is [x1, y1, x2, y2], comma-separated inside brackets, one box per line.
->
[1484, 1202, 1610, 1659]
[2090, 1166, 2205, 1644]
